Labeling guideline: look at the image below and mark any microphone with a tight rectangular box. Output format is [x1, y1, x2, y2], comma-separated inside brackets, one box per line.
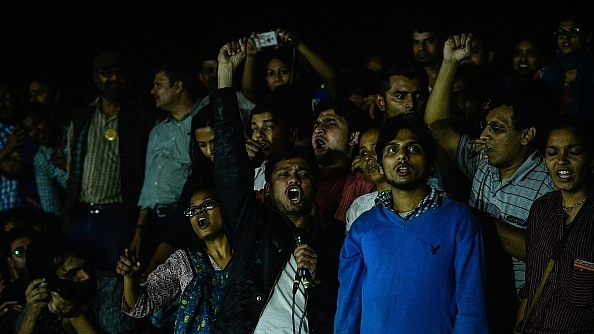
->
[292, 228, 310, 294]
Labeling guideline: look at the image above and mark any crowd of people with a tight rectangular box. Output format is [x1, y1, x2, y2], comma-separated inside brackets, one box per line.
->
[1, 6, 593, 334]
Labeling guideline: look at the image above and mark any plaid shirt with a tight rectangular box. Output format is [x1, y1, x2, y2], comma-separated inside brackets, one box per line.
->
[375, 186, 443, 220]
[0, 122, 20, 211]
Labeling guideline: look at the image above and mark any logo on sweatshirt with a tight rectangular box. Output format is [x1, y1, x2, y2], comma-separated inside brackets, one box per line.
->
[431, 244, 441, 255]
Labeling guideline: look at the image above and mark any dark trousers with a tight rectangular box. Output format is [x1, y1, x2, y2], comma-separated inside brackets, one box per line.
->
[66, 203, 132, 272]
[137, 207, 177, 268]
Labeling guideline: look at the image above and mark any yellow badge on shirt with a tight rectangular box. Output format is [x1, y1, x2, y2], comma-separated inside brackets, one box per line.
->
[105, 128, 117, 141]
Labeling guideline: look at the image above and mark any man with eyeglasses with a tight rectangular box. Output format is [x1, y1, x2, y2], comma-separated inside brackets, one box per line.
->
[14, 232, 139, 334]
[424, 33, 557, 333]
[62, 50, 154, 273]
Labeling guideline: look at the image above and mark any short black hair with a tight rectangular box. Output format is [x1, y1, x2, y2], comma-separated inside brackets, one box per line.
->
[249, 96, 297, 126]
[26, 232, 86, 281]
[376, 113, 438, 170]
[1, 225, 37, 259]
[377, 58, 429, 96]
[312, 99, 370, 134]
[264, 146, 320, 186]
[491, 80, 560, 151]
[541, 114, 594, 159]
[154, 60, 199, 100]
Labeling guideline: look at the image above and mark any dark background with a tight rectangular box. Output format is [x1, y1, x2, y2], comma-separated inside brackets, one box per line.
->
[0, 0, 590, 107]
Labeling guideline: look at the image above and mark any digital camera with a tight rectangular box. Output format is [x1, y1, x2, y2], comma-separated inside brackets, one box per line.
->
[38, 276, 96, 301]
[252, 31, 278, 47]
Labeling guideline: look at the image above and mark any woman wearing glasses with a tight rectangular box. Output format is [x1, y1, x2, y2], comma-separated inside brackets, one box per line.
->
[534, 7, 594, 116]
[116, 187, 232, 333]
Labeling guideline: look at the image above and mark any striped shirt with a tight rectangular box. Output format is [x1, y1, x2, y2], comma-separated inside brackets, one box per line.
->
[519, 190, 594, 332]
[457, 134, 555, 291]
[79, 107, 122, 204]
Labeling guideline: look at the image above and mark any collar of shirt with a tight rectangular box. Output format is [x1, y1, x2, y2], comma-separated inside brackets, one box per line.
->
[375, 186, 443, 221]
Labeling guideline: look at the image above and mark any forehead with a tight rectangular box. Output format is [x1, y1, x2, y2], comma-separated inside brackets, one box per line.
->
[316, 108, 344, 121]
[153, 71, 169, 83]
[272, 157, 310, 172]
[515, 39, 537, 50]
[202, 60, 218, 68]
[29, 81, 47, 90]
[11, 236, 32, 249]
[252, 111, 283, 123]
[60, 256, 85, 271]
[190, 191, 215, 203]
[194, 126, 214, 138]
[412, 31, 438, 40]
[547, 127, 581, 144]
[267, 58, 288, 69]
[390, 128, 420, 143]
[486, 105, 514, 123]
[559, 19, 579, 28]
[360, 129, 379, 145]
[388, 75, 425, 91]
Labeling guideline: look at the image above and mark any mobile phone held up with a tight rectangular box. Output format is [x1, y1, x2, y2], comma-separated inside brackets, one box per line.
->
[252, 31, 278, 48]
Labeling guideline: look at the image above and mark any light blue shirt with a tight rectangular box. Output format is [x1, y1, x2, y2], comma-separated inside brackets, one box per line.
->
[137, 105, 199, 209]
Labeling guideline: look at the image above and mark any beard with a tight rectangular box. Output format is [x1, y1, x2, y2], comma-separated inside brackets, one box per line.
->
[315, 148, 349, 168]
[98, 80, 130, 103]
[385, 173, 429, 191]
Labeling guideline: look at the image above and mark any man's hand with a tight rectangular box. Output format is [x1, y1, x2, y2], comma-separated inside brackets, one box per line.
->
[443, 33, 473, 63]
[23, 278, 50, 319]
[48, 291, 82, 318]
[218, 38, 248, 89]
[245, 138, 265, 166]
[295, 244, 320, 285]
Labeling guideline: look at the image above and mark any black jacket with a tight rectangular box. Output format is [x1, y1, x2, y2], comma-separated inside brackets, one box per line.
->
[211, 88, 341, 333]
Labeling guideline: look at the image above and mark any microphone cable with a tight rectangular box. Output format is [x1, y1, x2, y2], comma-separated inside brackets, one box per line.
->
[291, 283, 309, 334]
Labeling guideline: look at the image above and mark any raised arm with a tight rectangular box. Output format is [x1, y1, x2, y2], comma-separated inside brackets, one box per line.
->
[275, 28, 340, 100]
[241, 33, 261, 103]
[213, 38, 257, 243]
[424, 33, 473, 161]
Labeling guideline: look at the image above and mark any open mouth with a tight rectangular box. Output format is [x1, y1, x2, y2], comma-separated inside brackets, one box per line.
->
[314, 137, 326, 150]
[287, 185, 302, 204]
[396, 164, 411, 176]
[367, 164, 379, 173]
[197, 218, 210, 228]
[557, 169, 571, 179]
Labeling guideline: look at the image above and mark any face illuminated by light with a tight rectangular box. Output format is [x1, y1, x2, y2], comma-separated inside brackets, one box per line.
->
[380, 129, 431, 191]
[545, 127, 592, 193]
[251, 112, 294, 159]
[187, 190, 224, 241]
[265, 58, 292, 91]
[195, 126, 215, 162]
[265, 157, 316, 218]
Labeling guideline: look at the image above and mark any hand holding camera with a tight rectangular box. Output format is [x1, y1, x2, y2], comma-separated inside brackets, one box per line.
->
[249, 28, 298, 51]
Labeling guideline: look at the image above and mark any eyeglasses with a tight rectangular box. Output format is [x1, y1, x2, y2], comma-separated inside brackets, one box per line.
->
[554, 27, 581, 38]
[479, 120, 507, 133]
[184, 199, 217, 217]
[12, 246, 26, 258]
